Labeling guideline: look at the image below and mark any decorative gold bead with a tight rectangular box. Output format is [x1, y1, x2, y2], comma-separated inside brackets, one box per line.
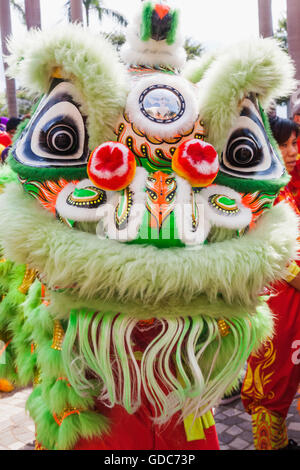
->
[18, 266, 37, 294]
[218, 319, 230, 337]
[51, 320, 65, 351]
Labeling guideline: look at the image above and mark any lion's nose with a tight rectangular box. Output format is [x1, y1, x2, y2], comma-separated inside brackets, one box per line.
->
[172, 139, 219, 187]
[87, 142, 136, 191]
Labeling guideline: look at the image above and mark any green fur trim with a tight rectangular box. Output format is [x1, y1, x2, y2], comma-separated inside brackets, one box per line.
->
[26, 391, 59, 449]
[8, 154, 88, 182]
[0, 164, 18, 186]
[166, 10, 179, 45]
[0, 261, 39, 386]
[0, 183, 297, 313]
[214, 171, 290, 193]
[6, 24, 128, 149]
[43, 377, 94, 415]
[56, 411, 108, 450]
[198, 38, 296, 155]
[140, 2, 153, 41]
[23, 292, 108, 450]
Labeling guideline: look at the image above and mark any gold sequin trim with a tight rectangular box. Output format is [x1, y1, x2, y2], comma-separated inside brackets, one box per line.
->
[51, 320, 65, 351]
[217, 319, 230, 337]
[18, 266, 37, 294]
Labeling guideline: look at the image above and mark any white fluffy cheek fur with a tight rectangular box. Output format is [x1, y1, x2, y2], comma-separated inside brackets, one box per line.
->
[56, 179, 114, 222]
[198, 185, 253, 230]
[96, 167, 148, 242]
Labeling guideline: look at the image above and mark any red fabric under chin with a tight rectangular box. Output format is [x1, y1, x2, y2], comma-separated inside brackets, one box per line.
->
[74, 320, 219, 451]
[74, 401, 219, 450]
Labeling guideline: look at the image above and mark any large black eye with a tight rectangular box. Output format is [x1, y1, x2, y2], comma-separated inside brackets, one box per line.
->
[219, 97, 285, 180]
[227, 130, 263, 167]
[12, 81, 89, 169]
[45, 123, 78, 154]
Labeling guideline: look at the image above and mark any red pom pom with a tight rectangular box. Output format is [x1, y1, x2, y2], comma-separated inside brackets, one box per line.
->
[172, 139, 219, 187]
[88, 142, 136, 191]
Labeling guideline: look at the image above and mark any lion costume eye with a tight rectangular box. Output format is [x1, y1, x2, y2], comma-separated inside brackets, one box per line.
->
[13, 81, 89, 168]
[220, 97, 284, 180]
[45, 122, 78, 155]
[226, 129, 263, 167]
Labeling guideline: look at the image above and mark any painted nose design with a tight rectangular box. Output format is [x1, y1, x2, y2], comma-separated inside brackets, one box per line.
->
[172, 139, 219, 187]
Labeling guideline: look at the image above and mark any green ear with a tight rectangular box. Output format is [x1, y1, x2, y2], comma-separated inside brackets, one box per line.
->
[140, 2, 153, 41]
[166, 10, 179, 45]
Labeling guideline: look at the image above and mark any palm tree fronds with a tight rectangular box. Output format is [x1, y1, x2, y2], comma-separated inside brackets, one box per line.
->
[10, 0, 26, 24]
[100, 7, 128, 27]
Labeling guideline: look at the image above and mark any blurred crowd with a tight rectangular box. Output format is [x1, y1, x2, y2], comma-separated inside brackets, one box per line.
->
[0, 114, 30, 164]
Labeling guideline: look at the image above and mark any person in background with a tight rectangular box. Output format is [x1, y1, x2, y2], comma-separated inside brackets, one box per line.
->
[0, 117, 8, 132]
[0, 117, 9, 160]
[289, 102, 300, 209]
[241, 116, 300, 450]
[0, 117, 21, 164]
[292, 101, 300, 139]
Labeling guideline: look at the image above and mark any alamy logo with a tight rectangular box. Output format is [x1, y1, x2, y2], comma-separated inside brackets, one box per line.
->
[291, 340, 300, 365]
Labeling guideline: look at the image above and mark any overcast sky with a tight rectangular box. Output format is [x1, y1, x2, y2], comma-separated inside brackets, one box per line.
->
[1, 0, 287, 91]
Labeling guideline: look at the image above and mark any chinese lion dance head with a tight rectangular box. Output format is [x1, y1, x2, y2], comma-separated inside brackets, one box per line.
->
[0, 1, 298, 446]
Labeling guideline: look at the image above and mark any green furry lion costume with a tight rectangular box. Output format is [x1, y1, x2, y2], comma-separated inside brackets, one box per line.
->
[0, 2, 298, 450]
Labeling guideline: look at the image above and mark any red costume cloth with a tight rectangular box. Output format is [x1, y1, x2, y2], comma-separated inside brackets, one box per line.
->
[241, 186, 300, 448]
[0, 132, 12, 148]
[74, 401, 219, 450]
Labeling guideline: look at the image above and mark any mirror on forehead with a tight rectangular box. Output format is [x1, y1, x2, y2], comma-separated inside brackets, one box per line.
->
[139, 85, 185, 124]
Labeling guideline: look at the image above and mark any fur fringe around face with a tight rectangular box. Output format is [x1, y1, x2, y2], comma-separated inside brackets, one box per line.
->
[0, 183, 297, 314]
[61, 304, 273, 424]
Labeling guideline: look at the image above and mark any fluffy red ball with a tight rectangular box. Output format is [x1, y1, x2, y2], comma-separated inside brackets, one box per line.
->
[88, 142, 136, 191]
[172, 139, 219, 187]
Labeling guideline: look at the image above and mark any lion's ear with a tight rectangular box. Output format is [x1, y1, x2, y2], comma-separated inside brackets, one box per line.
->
[182, 51, 219, 85]
[6, 24, 128, 149]
[197, 38, 296, 155]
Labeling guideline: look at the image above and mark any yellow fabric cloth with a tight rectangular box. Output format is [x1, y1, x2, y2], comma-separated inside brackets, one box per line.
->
[285, 260, 300, 283]
[183, 410, 215, 441]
